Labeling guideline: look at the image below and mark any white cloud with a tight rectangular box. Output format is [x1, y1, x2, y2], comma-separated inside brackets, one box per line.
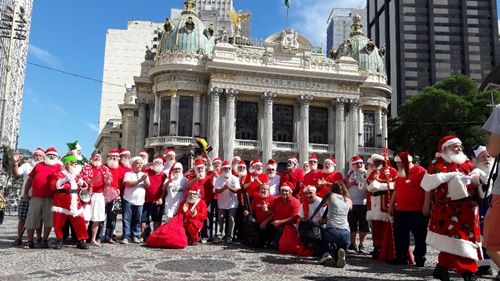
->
[85, 122, 99, 132]
[289, 0, 366, 46]
[46, 102, 70, 116]
[28, 44, 62, 69]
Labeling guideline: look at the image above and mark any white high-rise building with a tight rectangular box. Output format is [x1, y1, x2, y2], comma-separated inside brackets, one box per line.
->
[327, 8, 366, 57]
[0, 0, 33, 149]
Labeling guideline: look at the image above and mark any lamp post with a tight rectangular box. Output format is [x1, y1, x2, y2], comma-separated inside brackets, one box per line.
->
[0, 4, 27, 168]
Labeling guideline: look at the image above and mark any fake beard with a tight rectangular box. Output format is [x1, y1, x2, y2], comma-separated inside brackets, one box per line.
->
[267, 171, 276, 178]
[287, 163, 295, 171]
[222, 170, 232, 178]
[121, 158, 131, 168]
[166, 159, 175, 167]
[153, 165, 163, 174]
[238, 170, 247, 177]
[310, 163, 318, 171]
[91, 160, 102, 168]
[187, 197, 197, 204]
[444, 150, 468, 165]
[195, 169, 206, 178]
[254, 168, 262, 175]
[170, 171, 182, 181]
[107, 159, 119, 169]
[374, 164, 384, 171]
[323, 166, 334, 174]
[44, 157, 58, 166]
[260, 191, 268, 198]
[68, 165, 80, 176]
[475, 161, 493, 174]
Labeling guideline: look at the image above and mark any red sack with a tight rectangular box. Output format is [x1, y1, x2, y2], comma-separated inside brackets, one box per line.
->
[279, 225, 301, 255]
[298, 244, 315, 257]
[145, 214, 188, 249]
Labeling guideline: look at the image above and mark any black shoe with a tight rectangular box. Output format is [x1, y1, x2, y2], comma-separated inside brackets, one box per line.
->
[371, 246, 381, 260]
[415, 261, 425, 267]
[212, 237, 222, 244]
[432, 264, 450, 281]
[390, 259, 408, 265]
[461, 271, 477, 281]
[475, 265, 493, 276]
[347, 243, 357, 253]
[53, 239, 63, 250]
[76, 240, 89, 250]
[357, 244, 367, 254]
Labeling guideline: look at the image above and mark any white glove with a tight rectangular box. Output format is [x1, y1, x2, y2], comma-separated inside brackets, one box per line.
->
[447, 174, 469, 200]
[470, 174, 481, 187]
[77, 178, 86, 187]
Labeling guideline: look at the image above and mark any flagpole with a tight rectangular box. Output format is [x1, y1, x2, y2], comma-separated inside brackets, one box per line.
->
[286, 7, 289, 28]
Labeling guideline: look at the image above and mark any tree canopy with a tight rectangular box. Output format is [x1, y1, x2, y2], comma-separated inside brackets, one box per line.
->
[388, 75, 500, 166]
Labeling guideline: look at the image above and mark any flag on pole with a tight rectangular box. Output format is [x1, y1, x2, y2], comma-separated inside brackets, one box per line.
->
[284, 0, 290, 8]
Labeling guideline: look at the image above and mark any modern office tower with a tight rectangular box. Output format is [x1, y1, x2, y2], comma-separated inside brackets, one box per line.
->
[196, 0, 250, 37]
[0, 0, 33, 149]
[367, 0, 500, 116]
[327, 8, 366, 57]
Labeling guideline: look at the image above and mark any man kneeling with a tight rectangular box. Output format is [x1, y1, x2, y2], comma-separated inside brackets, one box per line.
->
[176, 188, 207, 245]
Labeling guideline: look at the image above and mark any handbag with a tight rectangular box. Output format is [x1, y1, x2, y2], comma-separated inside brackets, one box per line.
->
[243, 192, 260, 247]
[111, 197, 122, 214]
[298, 192, 331, 243]
[103, 185, 119, 203]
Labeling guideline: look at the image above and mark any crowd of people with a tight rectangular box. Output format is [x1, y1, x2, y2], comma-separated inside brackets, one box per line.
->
[8, 128, 500, 281]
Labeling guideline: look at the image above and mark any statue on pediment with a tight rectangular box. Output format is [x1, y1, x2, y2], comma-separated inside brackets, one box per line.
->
[281, 28, 299, 53]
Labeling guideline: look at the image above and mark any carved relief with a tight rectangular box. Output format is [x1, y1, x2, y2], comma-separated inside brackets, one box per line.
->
[280, 28, 299, 53]
[297, 94, 313, 106]
[261, 92, 277, 105]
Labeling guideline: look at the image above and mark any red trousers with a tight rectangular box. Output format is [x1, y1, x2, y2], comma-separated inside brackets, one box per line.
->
[53, 212, 89, 241]
[438, 252, 478, 274]
[371, 220, 396, 262]
[185, 220, 203, 243]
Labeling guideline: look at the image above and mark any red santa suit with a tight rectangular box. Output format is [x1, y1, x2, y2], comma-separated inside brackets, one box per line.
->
[318, 171, 343, 198]
[51, 170, 89, 241]
[421, 156, 484, 274]
[176, 195, 208, 244]
[366, 164, 398, 262]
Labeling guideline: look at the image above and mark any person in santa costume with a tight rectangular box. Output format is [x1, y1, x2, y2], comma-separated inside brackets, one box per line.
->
[302, 154, 323, 199]
[421, 136, 487, 281]
[102, 149, 121, 244]
[279, 156, 304, 198]
[175, 187, 208, 245]
[142, 156, 167, 238]
[366, 153, 398, 262]
[317, 158, 344, 198]
[265, 160, 281, 197]
[162, 149, 176, 174]
[243, 159, 269, 202]
[161, 161, 187, 223]
[51, 155, 90, 250]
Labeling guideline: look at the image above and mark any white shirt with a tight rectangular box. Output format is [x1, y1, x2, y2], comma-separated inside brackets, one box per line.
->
[19, 162, 36, 196]
[214, 174, 241, 209]
[267, 175, 281, 197]
[164, 177, 188, 218]
[123, 171, 148, 205]
[298, 197, 325, 223]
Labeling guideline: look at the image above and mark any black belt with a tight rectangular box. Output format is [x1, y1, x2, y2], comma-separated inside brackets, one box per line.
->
[56, 189, 79, 194]
[372, 190, 388, 197]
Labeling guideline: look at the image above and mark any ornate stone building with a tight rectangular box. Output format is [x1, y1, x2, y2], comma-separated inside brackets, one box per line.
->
[95, 0, 391, 174]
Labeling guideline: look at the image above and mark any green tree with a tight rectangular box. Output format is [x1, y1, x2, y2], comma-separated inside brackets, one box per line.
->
[388, 75, 500, 166]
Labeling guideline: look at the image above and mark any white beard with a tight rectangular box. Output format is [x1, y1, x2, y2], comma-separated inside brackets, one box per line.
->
[223, 170, 231, 178]
[68, 165, 80, 176]
[267, 171, 276, 179]
[91, 160, 102, 168]
[121, 158, 131, 168]
[443, 150, 468, 165]
[287, 163, 295, 171]
[254, 169, 262, 175]
[475, 161, 493, 174]
[44, 157, 58, 166]
[153, 165, 163, 174]
[107, 159, 119, 169]
[167, 159, 175, 167]
[323, 166, 334, 174]
[170, 171, 182, 181]
[310, 163, 318, 171]
[260, 192, 268, 198]
[374, 164, 384, 171]
[195, 169, 206, 178]
[187, 197, 197, 204]
[238, 170, 247, 177]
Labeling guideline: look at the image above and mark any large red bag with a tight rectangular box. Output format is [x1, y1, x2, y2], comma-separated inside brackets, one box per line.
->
[279, 225, 301, 255]
[145, 214, 188, 248]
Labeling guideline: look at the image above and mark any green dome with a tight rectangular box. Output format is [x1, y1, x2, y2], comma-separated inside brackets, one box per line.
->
[334, 15, 386, 74]
[158, 0, 215, 56]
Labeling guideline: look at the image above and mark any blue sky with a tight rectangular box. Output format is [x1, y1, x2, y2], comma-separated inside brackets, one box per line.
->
[14, 0, 430, 157]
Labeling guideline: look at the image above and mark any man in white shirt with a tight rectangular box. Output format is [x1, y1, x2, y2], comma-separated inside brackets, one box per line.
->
[265, 161, 281, 196]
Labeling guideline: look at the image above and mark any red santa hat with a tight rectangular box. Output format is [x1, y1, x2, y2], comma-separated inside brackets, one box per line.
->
[187, 185, 201, 195]
[438, 135, 461, 153]
[139, 150, 148, 157]
[303, 185, 317, 193]
[107, 149, 120, 157]
[168, 161, 183, 179]
[394, 153, 413, 163]
[309, 154, 318, 162]
[194, 158, 205, 168]
[153, 156, 164, 164]
[119, 148, 130, 156]
[33, 147, 45, 156]
[367, 157, 374, 164]
[350, 156, 363, 164]
[288, 156, 299, 165]
[324, 158, 336, 166]
[221, 160, 231, 169]
[213, 157, 222, 164]
[266, 163, 277, 170]
[370, 153, 385, 162]
[163, 149, 175, 157]
[280, 182, 294, 192]
[45, 147, 58, 156]
[238, 160, 247, 167]
[251, 158, 262, 167]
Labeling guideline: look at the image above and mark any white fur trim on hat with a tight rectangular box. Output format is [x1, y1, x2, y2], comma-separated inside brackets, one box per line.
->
[394, 155, 413, 162]
[129, 156, 143, 166]
[303, 185, 317, 193]
[280, 185, 293, 192]
[173, 162, 183, 170]
[442, 138, 461, 150]
[472, 146, 487, 159]
[370, 154, 385, 162]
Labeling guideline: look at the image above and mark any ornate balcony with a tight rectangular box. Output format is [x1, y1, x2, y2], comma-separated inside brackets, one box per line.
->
[235, 139, 261, 150]
[309, 143, 335, 154]
[145, 136, 195, 148]
[272, 141, 298, 152]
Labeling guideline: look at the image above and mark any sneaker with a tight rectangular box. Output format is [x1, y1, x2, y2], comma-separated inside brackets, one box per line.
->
[53, 239, 63, 250]
[76, 240, 89, 250]
[132, 237, 141, 244]
[432, 264, 450, 281]
[212, 237, 222, 244]
[495, 272, 500, 281]
[120, 238, 129, 244]
[138, 237, 144, 243]
[347, 243, 357, 253]
[357, 244, 367, 254]
[105, 239, 116, 245]
[225, 237, 233, 244]
[461, 271, 477, 281]
[318, 254, 333, 265]
[475, 265, 493, 276]
[336, 248, 346, 268]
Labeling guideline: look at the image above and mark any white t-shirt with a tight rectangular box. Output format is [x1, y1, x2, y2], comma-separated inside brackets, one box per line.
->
[19, 162, 36, 196]
[214, 174, 241, 209]
[298, 196, 325, 222]
[267, 175, 281, 197]
[123, 171, 148, 205]
[164, 177, 188, 218]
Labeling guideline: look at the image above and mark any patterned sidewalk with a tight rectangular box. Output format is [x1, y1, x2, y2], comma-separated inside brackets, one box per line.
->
[0, 214, 495, 280]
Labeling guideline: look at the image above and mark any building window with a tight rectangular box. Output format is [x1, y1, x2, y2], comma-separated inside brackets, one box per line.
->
[309, 107, 328, 144]
[236, 102, 257, 140]
[273, 104, 293, 142]
[160, 97, 171, 136]
[134, 111, 139, 117]
[363, 111, 375, 147]
[178, 96, 194, 136]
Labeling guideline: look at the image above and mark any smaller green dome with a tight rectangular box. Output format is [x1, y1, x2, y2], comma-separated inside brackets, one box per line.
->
[158, 0, 215, 56]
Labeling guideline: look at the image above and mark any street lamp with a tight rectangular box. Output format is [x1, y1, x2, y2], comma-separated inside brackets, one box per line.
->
[0, 4, 28, 167]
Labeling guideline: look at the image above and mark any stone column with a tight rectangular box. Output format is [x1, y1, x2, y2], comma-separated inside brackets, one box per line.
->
[224, 88, 238, 161]
[208, 87, 222, 158]
[348, 99, 359, 158]
[333, 98, 346, 174]
[193, 92, 202, 137]
[358, 104, 364, 149]
[298, 94, 313, 164]
[262, 91, 277, 162]
[136, 102, 147, 153]
[148, 101, 155, 137]
[154, 94, 160, 137]
[170, 93, 180, 136]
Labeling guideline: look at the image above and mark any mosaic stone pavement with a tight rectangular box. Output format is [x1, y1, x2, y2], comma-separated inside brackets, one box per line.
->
[0, 214, 497, 280]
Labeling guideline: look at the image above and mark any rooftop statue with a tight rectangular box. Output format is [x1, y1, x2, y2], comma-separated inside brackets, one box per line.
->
[227, 9, 251, 38]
